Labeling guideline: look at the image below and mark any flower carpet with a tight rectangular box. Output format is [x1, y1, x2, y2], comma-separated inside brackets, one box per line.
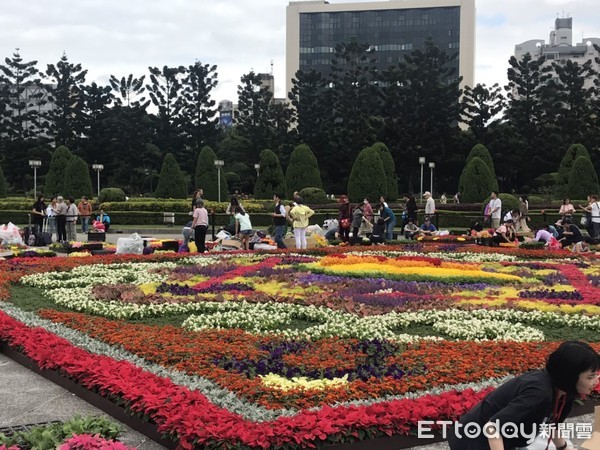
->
[0, 246, 599, 449]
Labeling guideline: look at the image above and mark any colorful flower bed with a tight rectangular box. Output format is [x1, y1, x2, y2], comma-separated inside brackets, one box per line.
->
[0, 246, 599, 449]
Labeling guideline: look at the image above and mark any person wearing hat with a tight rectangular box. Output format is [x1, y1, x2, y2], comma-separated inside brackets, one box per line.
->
[77, 196, 92, 233]
[418, 217, 437, 236]
[423, 191, 435, 222]
[448, 341, 599, 450]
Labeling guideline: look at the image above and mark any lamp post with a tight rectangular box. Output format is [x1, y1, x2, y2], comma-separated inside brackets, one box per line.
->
[92, 164, 104, 197]
[429, 162, 435, 198]
[418, 157, 426, 203]
[254, 163, 260, 178]
[28, 160, 41, 197]
[214, 160, 224, 203]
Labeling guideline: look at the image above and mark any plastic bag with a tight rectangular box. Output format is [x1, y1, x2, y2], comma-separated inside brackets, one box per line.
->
[0, 222, 24, 245]
[115, 233, 144, 255]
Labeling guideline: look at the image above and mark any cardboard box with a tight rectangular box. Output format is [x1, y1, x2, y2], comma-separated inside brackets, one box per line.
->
[283, 236, 317, 248]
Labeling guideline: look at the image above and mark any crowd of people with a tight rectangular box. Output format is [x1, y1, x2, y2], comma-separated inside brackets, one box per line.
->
[182, 188, 600, 254]
[31, 194, 110, 244]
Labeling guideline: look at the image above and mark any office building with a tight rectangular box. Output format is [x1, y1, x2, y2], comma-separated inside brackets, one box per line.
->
[514, 17, 600, 89]
[286, 0, 475, 96]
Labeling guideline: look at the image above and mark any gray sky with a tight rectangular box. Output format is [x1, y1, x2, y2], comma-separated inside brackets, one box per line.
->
[1, 0, 598, 104]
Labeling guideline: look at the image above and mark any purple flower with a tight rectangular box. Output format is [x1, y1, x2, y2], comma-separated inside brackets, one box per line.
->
[518, 289, 583, 300]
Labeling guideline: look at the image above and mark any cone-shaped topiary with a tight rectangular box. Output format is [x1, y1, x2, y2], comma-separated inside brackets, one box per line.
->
[459, 157, 495, 203]
[347, 146, 387, 203]
[45, 145, 73, 196]
[556, 144, 590, 198]
[285, 144, 322, 198]
[371, 142, 398, 201]
[195, 146, 228, 201]
[0, 164, 7, 198]
[568, 156, 599, 200]
[255, 149, 286, 199]
[459, 144, 498, 193]
[154, 153, 187, 199]
[63, 156, 93, 199]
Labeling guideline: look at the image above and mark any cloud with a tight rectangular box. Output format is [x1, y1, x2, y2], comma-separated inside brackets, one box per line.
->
[1, 0, 599, 102]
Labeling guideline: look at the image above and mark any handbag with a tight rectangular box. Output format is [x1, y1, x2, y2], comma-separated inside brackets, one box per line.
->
[340, 218, 351, 229]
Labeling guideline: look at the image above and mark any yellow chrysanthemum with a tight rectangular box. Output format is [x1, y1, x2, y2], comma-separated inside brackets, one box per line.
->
[259, 373, 349, 391]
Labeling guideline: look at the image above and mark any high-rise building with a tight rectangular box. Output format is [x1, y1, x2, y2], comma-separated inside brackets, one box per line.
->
[514, 17, 600, 88]
[285, 0, 475, 96]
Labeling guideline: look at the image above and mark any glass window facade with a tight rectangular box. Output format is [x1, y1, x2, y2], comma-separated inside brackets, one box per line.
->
[299, 7, 460, 81]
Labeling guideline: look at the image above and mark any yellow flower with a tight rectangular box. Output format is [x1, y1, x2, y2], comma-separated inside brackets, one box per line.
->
[259, 373, 349, 391]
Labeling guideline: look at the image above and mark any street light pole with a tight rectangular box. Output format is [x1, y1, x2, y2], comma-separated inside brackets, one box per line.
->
[28, 160, 41, 197]
[92, 164, 104, 197]
[418, 157, 425, 204]
[429, 162, 436, 198]
[214, 160, 224, 203]
[254, 163, 260, 178]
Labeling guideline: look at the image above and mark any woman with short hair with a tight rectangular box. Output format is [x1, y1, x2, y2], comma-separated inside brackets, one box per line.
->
[448, 341, 599, 450]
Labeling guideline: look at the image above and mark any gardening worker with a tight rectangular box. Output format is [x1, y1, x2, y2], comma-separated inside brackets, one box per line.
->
[448, 341, 599, 450]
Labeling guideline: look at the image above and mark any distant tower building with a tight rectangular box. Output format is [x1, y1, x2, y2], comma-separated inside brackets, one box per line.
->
[218, 100, 234, 128]
[514, 17, 600, 89]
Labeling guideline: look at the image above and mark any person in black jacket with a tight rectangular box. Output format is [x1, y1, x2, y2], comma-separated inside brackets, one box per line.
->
[448, 341, 599, 450]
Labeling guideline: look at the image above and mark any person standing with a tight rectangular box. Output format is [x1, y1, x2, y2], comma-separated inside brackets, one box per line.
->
[488, 191, 502, 229]
[234, 206, 253, 250]
[351, 203, 364, 244]
[517, 195, 531, 233]
[289, 197, 314, 249]
[65, 196, 79, 242]
[271, 193, 287, 249]
[77, 196, 92, 233]
[559, 198, 576, 221]
[191, 189, 203, 211]
[405, 195, 418, 224]
[31, 194, 46, 233]
[55, 196, 68, 243]
[191, 199, 209, 253]
[338, 195, 352, 243]
[589, 194, 600, 238]
[379, 202, 397, 241]
[360, 198, 374, 236]
[423, 191, 436, 222]
[46, 197, 57, 237]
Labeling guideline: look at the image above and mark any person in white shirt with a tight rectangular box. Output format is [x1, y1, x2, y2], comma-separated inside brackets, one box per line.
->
[487, 191, 502, 229]
[589, 194, 600, 238]
[234, 206, 253, 250]
[423, 191, 435, 221]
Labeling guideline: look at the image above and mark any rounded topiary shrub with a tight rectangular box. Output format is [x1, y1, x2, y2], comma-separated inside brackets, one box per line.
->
[568, 156, 599, 200]
[285, 144, 322, 199]
[299, 187, 328, 204]
[459, 144, 499, 193]
[459, 157, 494, 203]
[347, 147, 387, 203]
[98, 188, 127, 203]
